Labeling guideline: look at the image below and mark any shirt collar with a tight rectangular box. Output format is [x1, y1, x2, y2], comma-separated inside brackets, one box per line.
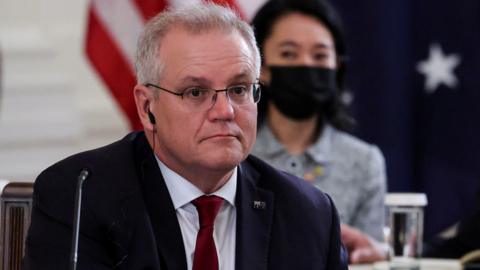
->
[254, 124, 287, 157]
[156, 157, 237, 210]
[306, 123, 333, 163]
[256, 123, 333, 163]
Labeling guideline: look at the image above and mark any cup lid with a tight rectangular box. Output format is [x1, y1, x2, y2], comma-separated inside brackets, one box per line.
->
[385, 193, 428, 206]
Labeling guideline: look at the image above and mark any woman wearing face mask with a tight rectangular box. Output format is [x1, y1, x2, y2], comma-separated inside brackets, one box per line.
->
[251, 0, 388, 263]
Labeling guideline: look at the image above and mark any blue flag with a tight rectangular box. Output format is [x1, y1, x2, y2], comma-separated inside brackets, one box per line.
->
[332, 0, 480, 239]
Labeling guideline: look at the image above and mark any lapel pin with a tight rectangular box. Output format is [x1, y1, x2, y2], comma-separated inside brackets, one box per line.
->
[252, 200, 266, 210]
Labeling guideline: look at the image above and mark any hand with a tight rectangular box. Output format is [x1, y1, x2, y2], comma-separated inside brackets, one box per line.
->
[340, 224, 388, 264]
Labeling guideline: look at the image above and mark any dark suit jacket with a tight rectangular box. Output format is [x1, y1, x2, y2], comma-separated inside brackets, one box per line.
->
[424, 189, 480, 259]
[23, 132, 348, 270]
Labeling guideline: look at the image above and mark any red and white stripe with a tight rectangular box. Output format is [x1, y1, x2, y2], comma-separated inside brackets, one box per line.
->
[85, 0, 265, 130]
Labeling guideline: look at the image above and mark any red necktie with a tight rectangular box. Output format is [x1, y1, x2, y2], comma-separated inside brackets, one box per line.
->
[192, 195, 224, 270]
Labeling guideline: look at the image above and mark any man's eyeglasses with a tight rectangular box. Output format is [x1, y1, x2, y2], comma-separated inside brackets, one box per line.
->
[145, 82, 261, 112]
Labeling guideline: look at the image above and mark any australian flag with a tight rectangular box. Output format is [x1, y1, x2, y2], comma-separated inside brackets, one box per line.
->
[331, 0, 480, 240]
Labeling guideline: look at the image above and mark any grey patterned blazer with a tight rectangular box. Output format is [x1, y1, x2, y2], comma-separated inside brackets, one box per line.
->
[252, 124, 387, 241]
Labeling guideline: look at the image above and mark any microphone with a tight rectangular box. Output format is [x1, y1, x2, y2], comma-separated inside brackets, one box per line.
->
[69, 168, 90, 270]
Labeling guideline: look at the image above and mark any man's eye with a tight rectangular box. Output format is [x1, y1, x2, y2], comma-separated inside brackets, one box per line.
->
[185, 88, 206, 98]
[229, 86, 247, 96]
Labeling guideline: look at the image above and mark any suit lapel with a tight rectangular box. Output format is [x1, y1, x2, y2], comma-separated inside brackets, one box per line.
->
[235, 162, 274, 270]
[134, 135, 274, 270]
[135, 136, 187, 270]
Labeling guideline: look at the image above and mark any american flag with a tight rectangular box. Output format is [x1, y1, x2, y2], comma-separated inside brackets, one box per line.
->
[85, 0, 265, 130]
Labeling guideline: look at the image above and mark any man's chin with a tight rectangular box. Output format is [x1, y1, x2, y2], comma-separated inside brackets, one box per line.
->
[202, 151, 246, 170]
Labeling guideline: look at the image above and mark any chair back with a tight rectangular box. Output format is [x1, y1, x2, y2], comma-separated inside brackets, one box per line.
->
[0, 180, 34, 270]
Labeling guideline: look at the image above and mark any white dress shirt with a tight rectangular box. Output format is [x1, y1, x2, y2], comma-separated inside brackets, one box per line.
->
[156, 158, 237, 270]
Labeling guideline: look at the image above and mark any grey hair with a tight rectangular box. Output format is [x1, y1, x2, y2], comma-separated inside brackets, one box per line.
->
[135, 2, 261, 85]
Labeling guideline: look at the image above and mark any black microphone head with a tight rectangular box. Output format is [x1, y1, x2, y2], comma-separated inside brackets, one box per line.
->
[78, 168, 90, 182]
[148, 110, 156, 125]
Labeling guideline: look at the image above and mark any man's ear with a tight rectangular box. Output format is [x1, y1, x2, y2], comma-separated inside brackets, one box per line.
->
[133, 84, 155, 131]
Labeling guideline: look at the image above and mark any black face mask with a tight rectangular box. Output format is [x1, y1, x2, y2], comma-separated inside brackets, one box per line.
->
[264, 66, 337, 120]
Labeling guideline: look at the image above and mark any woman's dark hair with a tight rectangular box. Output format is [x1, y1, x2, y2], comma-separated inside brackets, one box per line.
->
[251, 0, 355, 132]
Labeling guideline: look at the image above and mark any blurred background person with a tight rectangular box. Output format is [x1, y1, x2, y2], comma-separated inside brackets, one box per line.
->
[250, 0, 387, 262]
[330, 1, 480, 243]
[424, 185, 480, 260]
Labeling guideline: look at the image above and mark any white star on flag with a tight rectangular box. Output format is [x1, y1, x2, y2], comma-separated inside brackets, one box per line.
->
[416, 43, 461, 93]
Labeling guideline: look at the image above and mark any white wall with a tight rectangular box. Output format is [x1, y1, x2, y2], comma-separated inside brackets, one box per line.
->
[0, 0, 267, 182]
[0, 0, 129, 181]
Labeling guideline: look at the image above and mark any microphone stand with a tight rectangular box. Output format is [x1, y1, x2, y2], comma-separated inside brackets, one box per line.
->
[69, 168, 89, 270]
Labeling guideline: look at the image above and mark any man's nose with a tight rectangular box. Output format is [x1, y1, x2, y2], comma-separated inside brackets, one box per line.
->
[208, 91, 234, 120]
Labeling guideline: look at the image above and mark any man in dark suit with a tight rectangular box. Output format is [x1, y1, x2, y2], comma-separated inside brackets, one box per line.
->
[423, 187, 480, 259]
[23, 3, 347, 270]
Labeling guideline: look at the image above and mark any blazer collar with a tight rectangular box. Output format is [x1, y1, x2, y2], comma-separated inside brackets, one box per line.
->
[306, 123, 334, 164]
[135, 134, 188, 270]
[255, 123, 333, 164]
[235, 161, 274, 270]
[134, 133, 275, 270]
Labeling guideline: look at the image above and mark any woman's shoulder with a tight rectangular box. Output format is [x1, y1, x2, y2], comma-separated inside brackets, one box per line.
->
[326, 125, 384, 162]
